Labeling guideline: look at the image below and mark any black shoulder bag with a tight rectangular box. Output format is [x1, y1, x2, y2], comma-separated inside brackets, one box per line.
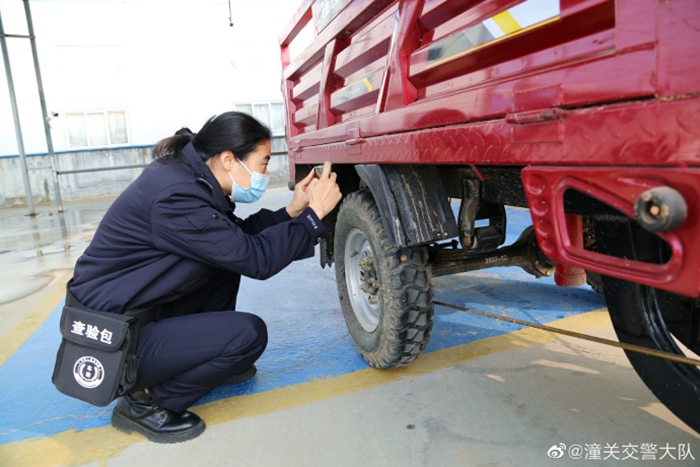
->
[52, 301, 145, 406]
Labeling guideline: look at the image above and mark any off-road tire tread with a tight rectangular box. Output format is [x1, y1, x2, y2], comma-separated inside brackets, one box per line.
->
[335, 190, 433, 368]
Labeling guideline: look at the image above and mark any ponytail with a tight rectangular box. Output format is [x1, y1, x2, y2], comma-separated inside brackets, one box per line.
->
[152, 127, 195, 162]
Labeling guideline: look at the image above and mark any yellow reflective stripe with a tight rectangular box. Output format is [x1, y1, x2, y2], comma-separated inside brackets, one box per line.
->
[424, 0, 561, 70]
[362, 77, 373, 92]
[425, 15, 560, 70]
[492, 10, 521, 35]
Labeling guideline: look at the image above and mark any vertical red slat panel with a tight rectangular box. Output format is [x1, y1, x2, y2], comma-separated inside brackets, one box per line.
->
[614, 0, 656, 52]
[318, 39, 343, 130]
[283, 79, 298, 138]
[656, 0, 700, 97]
[327, 4, 398, 120]
[378, 0, 425, 112]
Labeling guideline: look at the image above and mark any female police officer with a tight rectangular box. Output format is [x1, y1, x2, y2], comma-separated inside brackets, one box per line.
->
[66, 111, 341, 443]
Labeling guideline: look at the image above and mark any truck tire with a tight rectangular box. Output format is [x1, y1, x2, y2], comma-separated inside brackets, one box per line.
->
[586, 271, 604, 295]
[334, 190, 433, 368]
[603, 277, 700, 433]
[596, 218, 700, 433]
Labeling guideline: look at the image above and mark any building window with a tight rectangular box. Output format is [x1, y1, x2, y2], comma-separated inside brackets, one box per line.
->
[233, 102, 286, 136]
[65, 110, 129, 148]
[233, 101, 287, 154]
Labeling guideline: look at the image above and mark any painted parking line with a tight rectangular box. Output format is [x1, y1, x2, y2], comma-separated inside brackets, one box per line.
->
[0, 271, 70, 368]
[0, 294, 610, 466]
[0, 207, 606, 465]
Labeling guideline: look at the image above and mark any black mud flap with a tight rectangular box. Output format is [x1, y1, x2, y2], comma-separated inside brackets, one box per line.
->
[355, 164, 458, 248]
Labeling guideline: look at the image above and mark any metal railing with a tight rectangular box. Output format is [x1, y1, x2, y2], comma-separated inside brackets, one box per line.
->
[1, 0, 59, 215]
[54, 151, 287, 176]
[2, 0, 289, 215]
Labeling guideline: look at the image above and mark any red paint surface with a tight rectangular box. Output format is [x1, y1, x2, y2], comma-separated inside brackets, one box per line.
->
[280, 0, 700, 296]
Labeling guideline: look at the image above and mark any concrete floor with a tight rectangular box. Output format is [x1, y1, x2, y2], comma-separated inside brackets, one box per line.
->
[0, 185, 698, 467]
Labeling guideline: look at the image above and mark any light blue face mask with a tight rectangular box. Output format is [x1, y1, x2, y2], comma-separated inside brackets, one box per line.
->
[228, 157, 269, 203]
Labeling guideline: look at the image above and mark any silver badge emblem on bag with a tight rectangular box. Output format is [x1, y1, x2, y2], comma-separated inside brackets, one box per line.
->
[73, 355, 105, 388]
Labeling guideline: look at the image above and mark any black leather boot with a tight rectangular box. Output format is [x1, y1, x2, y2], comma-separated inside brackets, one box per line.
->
[221, 365, 257, 385]
[111, 393, 205, 443]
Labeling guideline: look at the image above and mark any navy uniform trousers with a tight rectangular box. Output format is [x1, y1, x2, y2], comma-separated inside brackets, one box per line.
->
[132, 269, 267, 413]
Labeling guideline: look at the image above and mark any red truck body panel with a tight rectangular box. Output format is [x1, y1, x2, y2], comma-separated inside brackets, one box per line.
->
[280, 0, 700, 297]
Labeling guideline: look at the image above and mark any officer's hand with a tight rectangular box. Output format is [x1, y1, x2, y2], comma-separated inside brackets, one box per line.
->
[286, 169, 315, 218]
[308, 161, 342, 220]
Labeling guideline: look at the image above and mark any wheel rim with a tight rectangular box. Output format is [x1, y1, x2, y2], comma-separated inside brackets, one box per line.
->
[344, 228, 381, 332]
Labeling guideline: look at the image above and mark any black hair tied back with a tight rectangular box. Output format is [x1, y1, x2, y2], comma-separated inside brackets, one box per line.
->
[152, 112, 270, 164]
[174, 127, 196, 138]
[152, 127, 196, 162]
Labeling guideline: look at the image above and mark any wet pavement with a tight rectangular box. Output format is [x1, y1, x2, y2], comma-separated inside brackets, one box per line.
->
[0, 186, 698, 466]
[0, 198, 110, 340]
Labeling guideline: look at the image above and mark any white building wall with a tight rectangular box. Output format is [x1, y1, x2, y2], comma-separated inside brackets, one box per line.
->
[0, 0, 302, 206]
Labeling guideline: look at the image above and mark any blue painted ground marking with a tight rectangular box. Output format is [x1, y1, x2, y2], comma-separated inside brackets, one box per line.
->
[0, 207, 605, 444]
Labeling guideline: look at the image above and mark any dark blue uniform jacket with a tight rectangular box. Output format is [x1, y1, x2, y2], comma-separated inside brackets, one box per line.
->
[70, 142, 326, 313]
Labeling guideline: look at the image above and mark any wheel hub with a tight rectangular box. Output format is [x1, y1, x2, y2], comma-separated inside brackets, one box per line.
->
[345, 228, 381, 332]
[358, 257, 380, 299]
